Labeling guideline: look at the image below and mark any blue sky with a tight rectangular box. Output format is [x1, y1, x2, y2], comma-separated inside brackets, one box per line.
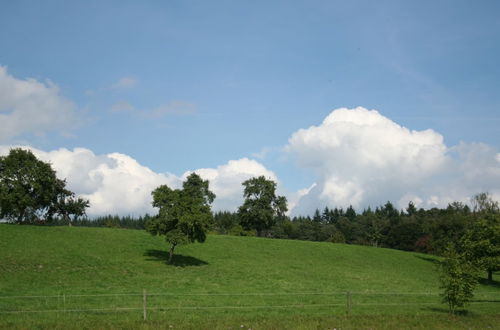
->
[1, 0, 499, 215]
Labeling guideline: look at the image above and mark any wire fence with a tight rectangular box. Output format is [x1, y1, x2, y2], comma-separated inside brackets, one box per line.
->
[0, 291, 499, 320]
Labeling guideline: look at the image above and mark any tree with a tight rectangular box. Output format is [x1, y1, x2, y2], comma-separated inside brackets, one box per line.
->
[237, 176, 287, 236]
[50, 191, 90, 226]
[145, 173, 215, 264]
[462, 216, 500, 282]
[462, 193, 500, 282]
[471, 192, 499, 214]
[439, 244, 478, 314]
[0, 148, 88, 223]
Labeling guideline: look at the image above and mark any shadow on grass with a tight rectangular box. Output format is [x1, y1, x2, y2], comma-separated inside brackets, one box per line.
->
[478, 277, 500, 288]
[414, 255, 440, 265]
[425, 307, 470, 316]
[144, 249, 208, 267]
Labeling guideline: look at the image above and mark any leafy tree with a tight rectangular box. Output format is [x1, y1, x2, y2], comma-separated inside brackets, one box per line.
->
[472, 192, 499, 214]
[50, 192, 90, 226]
[145, 173, 215, 263]
[0, 148, 88, 223]
[237, 176, 287, 236]
[462, 216, 500, 282]
[439, 244, 478, 314]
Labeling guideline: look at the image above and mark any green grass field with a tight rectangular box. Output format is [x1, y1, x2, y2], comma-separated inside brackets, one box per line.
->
[0, 224, 499, 329]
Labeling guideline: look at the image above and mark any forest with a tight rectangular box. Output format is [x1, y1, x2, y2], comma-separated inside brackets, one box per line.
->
[46, 194, 497, 256]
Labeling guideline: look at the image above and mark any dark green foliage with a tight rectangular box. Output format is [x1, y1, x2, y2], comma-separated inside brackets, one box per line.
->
[462, 216, 500, 282]
[439, 244, 478, 314]
[0, 148, 88, 224]
[237, 176, 287, 236]
[145, 173, 215, 263]
[212, 211, 239, 234]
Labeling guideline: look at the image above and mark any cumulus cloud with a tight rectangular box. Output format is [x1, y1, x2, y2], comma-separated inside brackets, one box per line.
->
[0, 66, 78, 142]
[187, 158, 279, 212]
[0, 146, 278, 216]
[286, 107, 500, 215]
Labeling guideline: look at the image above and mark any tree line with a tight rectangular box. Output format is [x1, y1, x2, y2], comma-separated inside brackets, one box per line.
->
[2, 149, 496, 263]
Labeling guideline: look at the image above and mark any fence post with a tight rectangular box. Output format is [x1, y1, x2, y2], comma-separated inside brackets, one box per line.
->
[143, 289, 147, 321]
[346, 291, 351, 315]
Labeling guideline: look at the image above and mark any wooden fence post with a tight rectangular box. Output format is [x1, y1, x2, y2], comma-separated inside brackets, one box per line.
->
[143, 289, 147, 321]
[346, 291, 351, 315]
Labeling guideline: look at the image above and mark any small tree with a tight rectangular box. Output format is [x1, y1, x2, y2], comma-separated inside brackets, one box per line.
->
[237, 176, 287, 236]
[439, 244, 478, 314]
[145, 173, 215, 264]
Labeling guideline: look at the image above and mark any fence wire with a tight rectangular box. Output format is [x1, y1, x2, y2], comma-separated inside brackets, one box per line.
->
[0, 291, 498, 318]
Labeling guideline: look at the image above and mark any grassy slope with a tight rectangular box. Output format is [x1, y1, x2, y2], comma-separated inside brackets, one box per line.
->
[0, 224, 499, 328]
[1, 224, 444, 294]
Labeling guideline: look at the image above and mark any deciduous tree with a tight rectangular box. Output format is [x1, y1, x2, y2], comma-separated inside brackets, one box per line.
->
[0, 148, 88, 223]
[237, 176, 287, 236]
[439, 244, 478, 314]
[145, 173, 215, 263]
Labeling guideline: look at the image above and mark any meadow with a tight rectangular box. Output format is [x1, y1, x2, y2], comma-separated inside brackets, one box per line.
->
[0, 224, 498, 329]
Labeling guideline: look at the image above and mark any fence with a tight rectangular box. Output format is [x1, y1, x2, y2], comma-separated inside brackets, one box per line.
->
[1, 291, 499, 320]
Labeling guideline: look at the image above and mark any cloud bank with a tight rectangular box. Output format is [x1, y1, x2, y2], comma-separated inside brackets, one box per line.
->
[286, 107, 500, 215]
[0, 66, 78, 142]
[0, 146, 277, 216]
[1, 107, 498, 217]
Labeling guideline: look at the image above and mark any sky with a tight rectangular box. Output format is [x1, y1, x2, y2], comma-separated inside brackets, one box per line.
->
[0, 0, 499, 216]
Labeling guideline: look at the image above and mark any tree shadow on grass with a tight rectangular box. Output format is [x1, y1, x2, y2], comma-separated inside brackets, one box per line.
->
[425, 307, 471, 316]
[478, 277, 500, 288]
[414, 254, 440, 265]
[144, 249, 208, 267]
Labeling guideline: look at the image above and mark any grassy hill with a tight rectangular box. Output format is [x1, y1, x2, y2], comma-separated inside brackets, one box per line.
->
[0, 224, 499, 329]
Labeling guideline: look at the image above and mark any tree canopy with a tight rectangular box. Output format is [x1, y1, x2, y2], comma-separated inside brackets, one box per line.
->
[237, 176, 287, 236]
[145, 173, 215, 263]
[0, 148, 88, 224]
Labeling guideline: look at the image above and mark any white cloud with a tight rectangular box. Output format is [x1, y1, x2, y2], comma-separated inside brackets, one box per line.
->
[0, 146, 278, 216]
[189, 158, 279, 212]
[111, 77, 137, 89]
[1, 107, 497, 218]
[149, 101, 196, 117]
[0, 146, 180, 216]
[286, 107, 500, 215]
[0, 66, 78, 142]
[109, 100, 196, 118]
[110, 101, 136, 113]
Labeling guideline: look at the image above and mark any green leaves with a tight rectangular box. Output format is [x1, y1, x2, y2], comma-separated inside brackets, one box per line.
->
[0, 148, 88, 224]
[439, 244, 478, 314]
[462, 216, 500, 282]
[237, 176, 287, 236]
[146, 173, 215, 263]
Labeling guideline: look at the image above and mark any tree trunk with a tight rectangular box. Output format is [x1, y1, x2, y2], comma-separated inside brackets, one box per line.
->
[488, 269, 493, 283]
[18, 207, 25, 224]
[168, 244, 176, 264]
